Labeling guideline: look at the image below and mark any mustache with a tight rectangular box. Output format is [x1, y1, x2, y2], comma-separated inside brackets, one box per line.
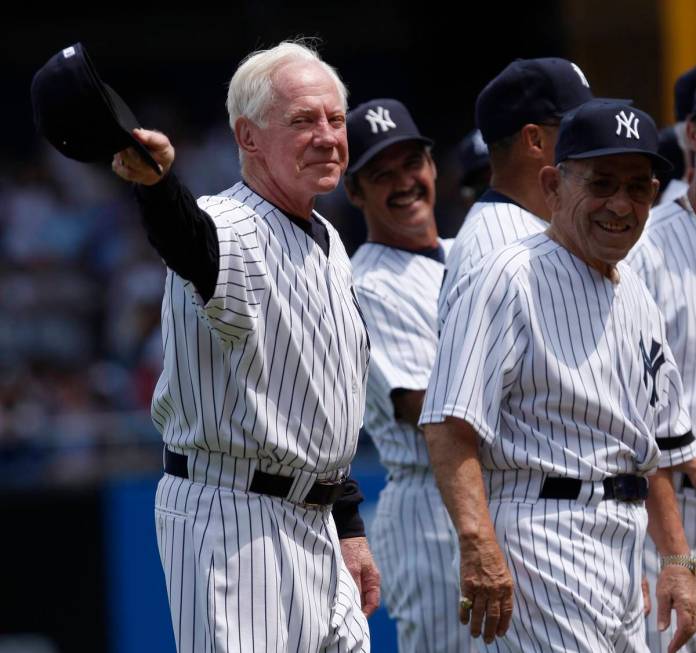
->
[387, 184, 426, 204]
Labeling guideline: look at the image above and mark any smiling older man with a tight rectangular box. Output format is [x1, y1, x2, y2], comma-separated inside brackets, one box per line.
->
[111, 41, 377, 653]
[421, 99, 696, 653]
[345, 98, 471, 652]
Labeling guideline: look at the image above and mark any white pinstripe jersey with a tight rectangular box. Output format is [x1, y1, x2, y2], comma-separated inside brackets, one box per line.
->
[151, 181, 370, 476]
[422, 232, 696, 492]
[351, 240, 452, 471]
[439, 192, 547, 327]
[627, 197, 696, 422]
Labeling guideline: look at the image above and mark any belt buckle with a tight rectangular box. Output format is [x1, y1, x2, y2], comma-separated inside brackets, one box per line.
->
[300, 475, 346, 509]
[610, 475, 646, 503]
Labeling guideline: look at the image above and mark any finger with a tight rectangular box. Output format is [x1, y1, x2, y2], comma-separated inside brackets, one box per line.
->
[361, 582, 380, 617]
[497, 587, 514, 636]
[482, 597, 501, 644]
[360, 563, 380, 616]
[469, 594, 486, 638]
[459, 599, 471, 625]
[132, 127, 168, 149]
[642, 576, 651, 616]
[667, 606, 696, 653]
[657, 591, 672, 631]
[111, 154, 134, 181]
[667, 628, 689, 653]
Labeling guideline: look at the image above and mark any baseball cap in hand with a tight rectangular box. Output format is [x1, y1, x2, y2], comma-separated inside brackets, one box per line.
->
[346, 98, 433, 175]
[476, 57, 593, 145]
[554, 99, 671, 171]
[31, 42, 161, 175]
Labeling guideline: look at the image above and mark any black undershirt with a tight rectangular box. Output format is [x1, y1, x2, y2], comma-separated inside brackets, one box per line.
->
[134, 171, 364, 538]
[372, 241, 445, 264]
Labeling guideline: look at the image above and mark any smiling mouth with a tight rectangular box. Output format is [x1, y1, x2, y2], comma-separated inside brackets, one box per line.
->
[388, 187, 425, 208]
[596, 220, 631, 233]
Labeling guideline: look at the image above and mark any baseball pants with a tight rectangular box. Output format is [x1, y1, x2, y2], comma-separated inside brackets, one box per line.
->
[155, 471, 369, 653]
[478, 497, 648, 652]
[370, 469, 471, 652]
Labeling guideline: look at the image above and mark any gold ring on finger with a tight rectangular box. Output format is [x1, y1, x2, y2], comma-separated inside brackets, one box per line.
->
[459, 596, 473, 610]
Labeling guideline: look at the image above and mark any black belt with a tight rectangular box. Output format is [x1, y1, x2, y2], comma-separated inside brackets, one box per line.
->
[164, 448, 346, 506]
[539, 474, 648, 502]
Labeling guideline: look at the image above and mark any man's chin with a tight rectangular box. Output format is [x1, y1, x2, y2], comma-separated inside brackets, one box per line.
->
[310, 175, 341, 195]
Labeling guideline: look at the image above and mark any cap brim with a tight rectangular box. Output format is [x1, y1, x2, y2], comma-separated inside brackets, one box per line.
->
[563, 147, 673, 172]
[347, 135, 433, 175]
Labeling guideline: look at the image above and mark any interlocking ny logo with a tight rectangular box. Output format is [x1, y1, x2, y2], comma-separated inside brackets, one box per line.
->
[615, 111, 640, 139]
[365, 107, 397, 134]
[639, 334, 665, 407]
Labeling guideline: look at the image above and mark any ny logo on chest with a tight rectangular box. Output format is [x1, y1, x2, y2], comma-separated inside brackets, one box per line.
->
[639, 333, 665, 407]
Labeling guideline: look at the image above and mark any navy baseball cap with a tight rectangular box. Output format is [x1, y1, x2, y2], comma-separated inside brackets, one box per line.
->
[458, 128, 490, 184]
[674, 65, 696, 121]
[554, 99, 672, 171]
[346, 98, 433, 175]
[31, 43, 161, 175]
[475, 57, 593, 145]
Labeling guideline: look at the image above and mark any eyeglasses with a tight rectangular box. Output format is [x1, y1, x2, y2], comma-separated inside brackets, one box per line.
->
[558, 164, 656, 204]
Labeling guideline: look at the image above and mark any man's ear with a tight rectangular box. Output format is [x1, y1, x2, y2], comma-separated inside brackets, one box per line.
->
[344, 175, 364, 210]
[235, 117, 260, 156]
[539, 165, 562, 212]
[520, 123, 546, 159]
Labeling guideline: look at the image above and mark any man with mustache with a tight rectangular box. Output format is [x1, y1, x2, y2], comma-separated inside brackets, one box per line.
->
[344, 98, 471, 652]
[111, 40, 379, 653]
[421, 99, 696, 652]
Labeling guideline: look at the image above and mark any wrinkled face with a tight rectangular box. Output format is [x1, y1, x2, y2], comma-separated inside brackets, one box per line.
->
[350, 140, 437, 241]
[552, 154, 658, 271]
[254, 61, 348, 200]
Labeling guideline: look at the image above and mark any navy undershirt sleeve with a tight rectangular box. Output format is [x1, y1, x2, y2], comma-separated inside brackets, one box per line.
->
[134, 171, 219, 303]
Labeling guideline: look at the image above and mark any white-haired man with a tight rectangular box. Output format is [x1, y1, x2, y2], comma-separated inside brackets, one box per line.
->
[112, 41, 378, 653]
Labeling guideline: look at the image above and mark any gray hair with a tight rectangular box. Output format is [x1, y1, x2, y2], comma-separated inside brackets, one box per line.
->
[226, 40, 348, 152]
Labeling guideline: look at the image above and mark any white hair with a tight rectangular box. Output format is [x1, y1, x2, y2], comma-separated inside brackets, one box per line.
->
[226, 40, 348, 157]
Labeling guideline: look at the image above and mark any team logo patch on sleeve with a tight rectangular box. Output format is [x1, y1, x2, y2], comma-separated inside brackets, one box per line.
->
[639, 333, 665, 407]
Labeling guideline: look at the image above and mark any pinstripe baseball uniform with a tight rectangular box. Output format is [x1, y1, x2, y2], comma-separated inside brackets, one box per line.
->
[147, 178, 371, 653]
[627, 196, 696, 653]
[352, 239, 471, 653]
[438, 190, 547, 327]
[422, 232, 696, 652]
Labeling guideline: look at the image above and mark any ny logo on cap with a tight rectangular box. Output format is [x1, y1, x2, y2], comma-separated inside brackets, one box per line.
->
[615, 111, 640, 139]
[365, 107, 397, 134]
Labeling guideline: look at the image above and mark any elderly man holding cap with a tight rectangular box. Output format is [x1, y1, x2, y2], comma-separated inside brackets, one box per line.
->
[421, 99, 696, 652]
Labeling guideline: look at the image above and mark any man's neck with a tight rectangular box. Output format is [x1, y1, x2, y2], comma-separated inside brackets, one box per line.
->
[490, 168, 551, 221]
[243, 166, 314, 220]
[367, 228, 438, 251]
